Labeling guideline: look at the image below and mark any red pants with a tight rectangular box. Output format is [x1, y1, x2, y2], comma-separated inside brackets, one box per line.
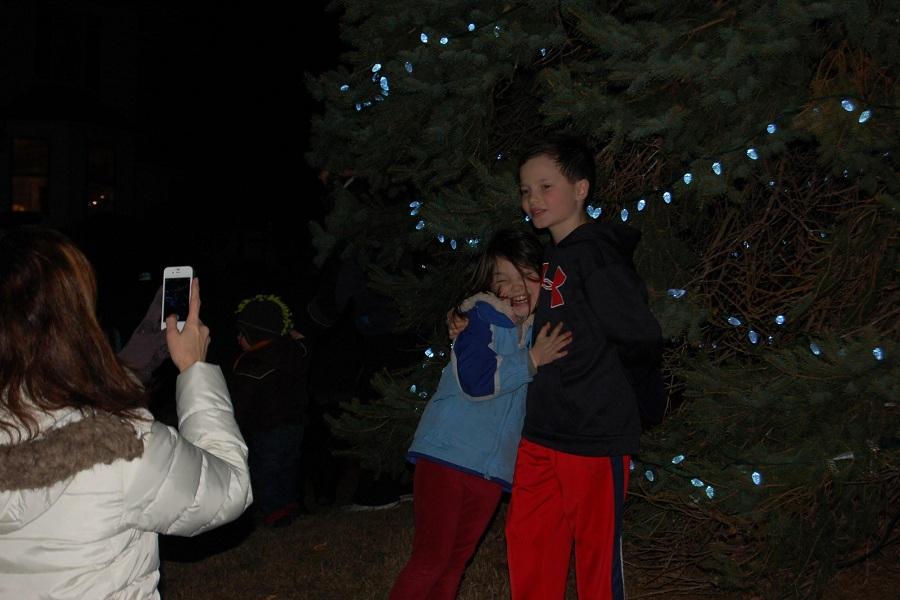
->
[506, 439, 630, 600]
[389, 458, 503, 600]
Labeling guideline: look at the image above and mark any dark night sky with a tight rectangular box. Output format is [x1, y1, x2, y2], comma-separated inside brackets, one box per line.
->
[80, 4, 344, 337]
[135, 4, 340, 225]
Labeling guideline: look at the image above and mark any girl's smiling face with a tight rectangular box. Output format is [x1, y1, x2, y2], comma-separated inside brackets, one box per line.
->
[491, 256, 541, 322]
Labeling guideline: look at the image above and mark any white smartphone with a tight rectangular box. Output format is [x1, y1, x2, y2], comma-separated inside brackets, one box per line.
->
[161, 266, 193, 331]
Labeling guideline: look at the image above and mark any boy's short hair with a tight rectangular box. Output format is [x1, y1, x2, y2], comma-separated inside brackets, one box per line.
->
[518, 136, 596, 202]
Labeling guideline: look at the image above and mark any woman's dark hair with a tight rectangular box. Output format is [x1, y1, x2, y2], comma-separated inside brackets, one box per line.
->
[454, 228, 544, 314]
[0, 227, 147, 438]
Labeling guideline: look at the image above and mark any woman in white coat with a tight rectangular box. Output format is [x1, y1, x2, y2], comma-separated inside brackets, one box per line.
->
[0, 227, 252, 599]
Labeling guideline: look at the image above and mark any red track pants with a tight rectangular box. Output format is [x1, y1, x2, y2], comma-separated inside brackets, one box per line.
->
[389, 458, 502, 600]
[506, 438, 631, 600]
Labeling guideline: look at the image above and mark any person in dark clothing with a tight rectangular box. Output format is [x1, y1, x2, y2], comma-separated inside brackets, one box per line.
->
[231, 294, 309, 527]
[505, 136, 664, 600]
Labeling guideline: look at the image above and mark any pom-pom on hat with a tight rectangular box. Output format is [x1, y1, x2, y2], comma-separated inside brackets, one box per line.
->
[235, 294, 293, 342]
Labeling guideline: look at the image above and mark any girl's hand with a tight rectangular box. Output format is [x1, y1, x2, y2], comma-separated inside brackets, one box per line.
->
[165, 278, 211, 372]
[529, 322, 572, 368]
[447, 309, 469, 340]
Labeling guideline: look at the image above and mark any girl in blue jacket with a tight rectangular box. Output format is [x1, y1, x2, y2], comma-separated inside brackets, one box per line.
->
[389, 229, 572, 600]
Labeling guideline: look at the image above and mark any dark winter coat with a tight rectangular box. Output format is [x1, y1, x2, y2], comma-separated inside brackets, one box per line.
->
[231, 337, 309, 432]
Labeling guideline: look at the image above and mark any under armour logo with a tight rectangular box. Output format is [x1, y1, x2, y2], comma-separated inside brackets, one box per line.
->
[541, 263, 567, 308]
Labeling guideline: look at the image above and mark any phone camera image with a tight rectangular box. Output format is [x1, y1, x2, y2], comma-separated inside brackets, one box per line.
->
[164, 277, 191, 322]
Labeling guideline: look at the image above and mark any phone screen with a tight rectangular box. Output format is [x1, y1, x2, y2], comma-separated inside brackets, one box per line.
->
[164, 277, 191, 322]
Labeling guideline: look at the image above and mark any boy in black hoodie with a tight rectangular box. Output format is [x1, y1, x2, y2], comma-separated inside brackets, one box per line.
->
[505, 137, 664, 600]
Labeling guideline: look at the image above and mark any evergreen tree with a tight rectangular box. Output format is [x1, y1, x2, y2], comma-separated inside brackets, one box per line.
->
[307, 1, 899, 595]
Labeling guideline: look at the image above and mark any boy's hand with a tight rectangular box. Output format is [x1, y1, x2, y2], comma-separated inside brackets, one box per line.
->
[447, 309, 469, 340]
[529, 322, 572, 368]
[165, 278, 211, 372]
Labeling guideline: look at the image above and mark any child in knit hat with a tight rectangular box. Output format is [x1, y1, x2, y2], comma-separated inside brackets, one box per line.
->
[232, 295, 310, 527]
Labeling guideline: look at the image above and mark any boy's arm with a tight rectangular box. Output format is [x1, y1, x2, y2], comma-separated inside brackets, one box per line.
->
[584, 264, 663, 367]
[452, 304, 532, 401]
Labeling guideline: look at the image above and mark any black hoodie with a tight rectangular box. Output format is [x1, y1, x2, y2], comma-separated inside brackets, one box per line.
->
[523, 221, 663, 457]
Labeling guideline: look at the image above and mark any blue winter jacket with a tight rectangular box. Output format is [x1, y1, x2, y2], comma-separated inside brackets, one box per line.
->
[408, 293, 534, 490]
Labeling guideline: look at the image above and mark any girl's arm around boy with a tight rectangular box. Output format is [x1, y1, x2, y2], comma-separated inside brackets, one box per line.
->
[453, 293, 570, 401]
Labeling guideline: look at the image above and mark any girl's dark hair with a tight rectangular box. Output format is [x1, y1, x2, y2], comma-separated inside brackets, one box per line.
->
[0, 227, 148, 438]
[454, 228, 543, 313]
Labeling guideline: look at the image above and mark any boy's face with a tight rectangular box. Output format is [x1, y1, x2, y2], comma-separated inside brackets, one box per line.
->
[519, 154, 589, 242]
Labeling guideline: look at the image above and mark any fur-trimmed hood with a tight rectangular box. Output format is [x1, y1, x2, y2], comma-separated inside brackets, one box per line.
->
[0, 408, 144, 533]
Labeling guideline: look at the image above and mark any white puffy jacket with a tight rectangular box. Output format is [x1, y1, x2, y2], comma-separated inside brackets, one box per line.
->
[0, 362, 252, 599]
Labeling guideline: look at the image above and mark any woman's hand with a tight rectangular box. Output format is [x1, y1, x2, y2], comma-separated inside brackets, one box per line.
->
[529, 322, 572, 368]
[165, 278, 211, 372]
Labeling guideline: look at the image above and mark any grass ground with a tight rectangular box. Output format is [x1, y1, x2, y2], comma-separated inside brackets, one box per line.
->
[159, 500, 900, 600]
